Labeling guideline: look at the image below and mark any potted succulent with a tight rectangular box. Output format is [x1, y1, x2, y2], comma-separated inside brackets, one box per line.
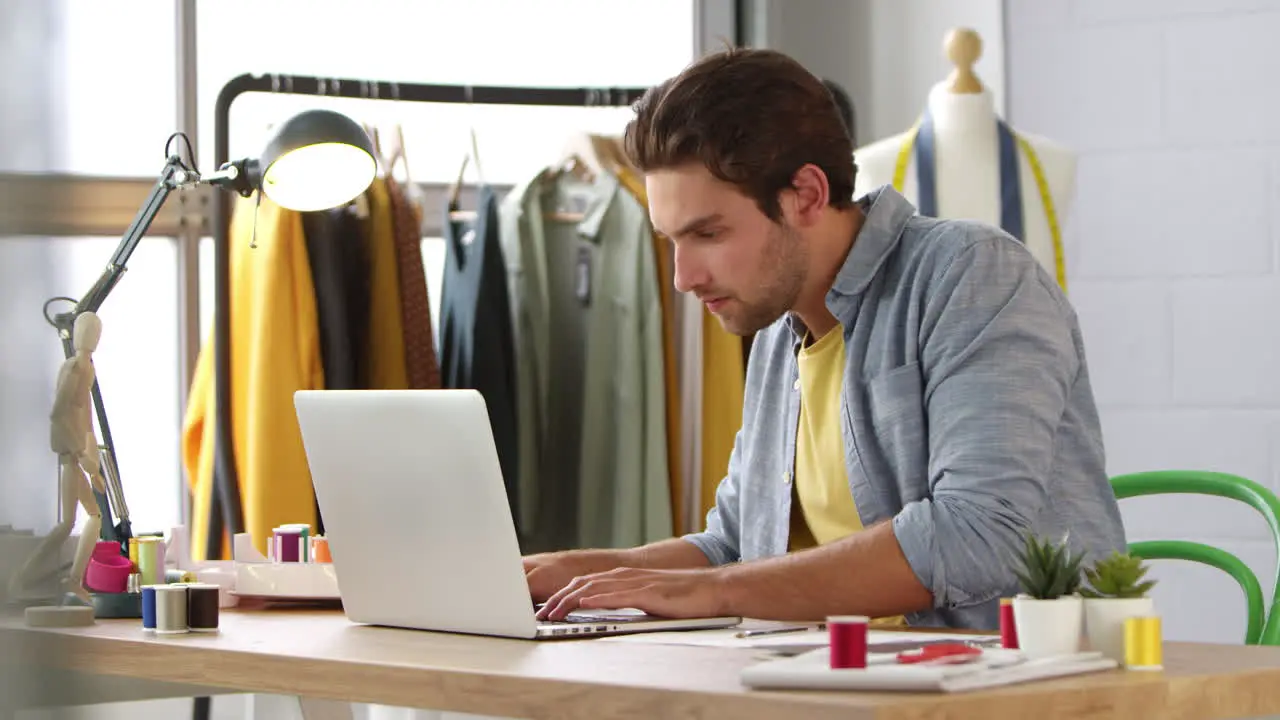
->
[1011, 533, 1086, 659]
[1081, 550, 1157, 662]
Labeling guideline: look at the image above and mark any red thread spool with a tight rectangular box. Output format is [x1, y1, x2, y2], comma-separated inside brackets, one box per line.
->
[828, 615, 869, 669]
[999, 597, 1019, 649]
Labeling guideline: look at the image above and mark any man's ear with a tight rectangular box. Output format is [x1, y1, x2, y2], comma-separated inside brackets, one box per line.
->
[786, 163, 831, 228]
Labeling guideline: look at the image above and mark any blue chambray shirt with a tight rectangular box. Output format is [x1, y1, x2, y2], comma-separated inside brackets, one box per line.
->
[682, 185, 1127, 630]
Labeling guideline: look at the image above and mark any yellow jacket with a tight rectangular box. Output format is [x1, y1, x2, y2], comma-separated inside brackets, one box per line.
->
[360, 178, 409, 389]
[183, 195, 324, 560]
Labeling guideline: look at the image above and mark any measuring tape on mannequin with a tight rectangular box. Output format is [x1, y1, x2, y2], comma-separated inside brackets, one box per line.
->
[891, 110, 1066, 293]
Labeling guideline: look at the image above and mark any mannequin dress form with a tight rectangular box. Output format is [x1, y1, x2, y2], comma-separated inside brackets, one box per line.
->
[8, 312, 105, 626]
[853, 28, 1076, 292]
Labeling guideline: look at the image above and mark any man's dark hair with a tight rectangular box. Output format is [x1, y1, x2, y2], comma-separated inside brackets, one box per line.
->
[623, 48, 856, 222]
[822, 78, 857, 145]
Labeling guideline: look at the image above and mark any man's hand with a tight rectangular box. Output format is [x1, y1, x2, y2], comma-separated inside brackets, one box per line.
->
[524, 539, 714, 604]
[535, 566, 729, 621]
[523, 549, 624, 603]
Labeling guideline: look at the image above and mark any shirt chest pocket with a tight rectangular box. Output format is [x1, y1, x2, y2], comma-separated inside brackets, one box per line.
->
[863, 362, 929, 503]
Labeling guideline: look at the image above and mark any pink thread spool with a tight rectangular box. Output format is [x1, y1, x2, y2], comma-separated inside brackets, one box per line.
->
[828, 615, 869, 669]
[84, 541, 132, 593]
[273, 526, 305, 563]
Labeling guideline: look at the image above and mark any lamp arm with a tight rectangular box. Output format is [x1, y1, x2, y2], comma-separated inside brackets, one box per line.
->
[49, 153, 206, 549]
[76, 155, 191, 315]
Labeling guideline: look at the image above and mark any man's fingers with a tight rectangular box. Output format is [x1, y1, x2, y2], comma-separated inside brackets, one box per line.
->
[538, 578, 596, 620]
[535, 569, 659, 620]
[577, 590, 645, 611]
[538, 577, 634, 620]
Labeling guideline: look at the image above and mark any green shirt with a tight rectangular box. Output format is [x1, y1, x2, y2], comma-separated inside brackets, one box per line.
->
[499, 168, 672, 552]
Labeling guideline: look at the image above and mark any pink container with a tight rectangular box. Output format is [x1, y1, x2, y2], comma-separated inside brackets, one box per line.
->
[84, 541, 133, 593]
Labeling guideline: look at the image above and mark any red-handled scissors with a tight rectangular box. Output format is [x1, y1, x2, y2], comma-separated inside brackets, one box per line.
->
[896, 643, 983, 665]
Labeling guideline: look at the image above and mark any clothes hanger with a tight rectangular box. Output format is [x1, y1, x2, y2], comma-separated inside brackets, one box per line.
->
[540, 153, 594, 223]
[383, 123, 410, 182]
[448, 154, 477, 223]
[557, 131, 609, 182]
[448, 89, 485, 223]
[600, 134, 638, 175]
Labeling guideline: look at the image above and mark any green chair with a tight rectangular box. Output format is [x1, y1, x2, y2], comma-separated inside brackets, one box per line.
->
[1110, 470, 1280, 646]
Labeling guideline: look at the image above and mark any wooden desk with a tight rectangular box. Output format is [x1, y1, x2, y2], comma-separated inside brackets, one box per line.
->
[4, 608, 1280, 720]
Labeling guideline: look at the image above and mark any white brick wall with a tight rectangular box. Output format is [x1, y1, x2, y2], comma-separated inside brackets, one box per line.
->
[1006, 0, 1280, 644]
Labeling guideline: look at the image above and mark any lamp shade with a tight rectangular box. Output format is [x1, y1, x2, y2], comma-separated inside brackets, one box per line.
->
[257, 109, 377, 212]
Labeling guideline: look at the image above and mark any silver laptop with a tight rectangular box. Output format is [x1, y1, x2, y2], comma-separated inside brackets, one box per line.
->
[293, 388, 741, 640]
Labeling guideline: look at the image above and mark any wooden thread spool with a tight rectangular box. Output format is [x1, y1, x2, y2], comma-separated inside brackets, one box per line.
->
[944, 28, 984, 94]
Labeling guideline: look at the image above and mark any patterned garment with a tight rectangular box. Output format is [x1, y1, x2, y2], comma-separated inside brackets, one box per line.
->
[386, 175, 441, 389]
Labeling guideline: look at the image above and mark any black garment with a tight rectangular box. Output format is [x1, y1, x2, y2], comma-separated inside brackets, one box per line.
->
[302, 205, 371, 533]
[438, 185, 520, 525]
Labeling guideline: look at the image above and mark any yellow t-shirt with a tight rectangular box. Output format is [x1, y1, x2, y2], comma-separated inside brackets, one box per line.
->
[789, 327, 905, 625]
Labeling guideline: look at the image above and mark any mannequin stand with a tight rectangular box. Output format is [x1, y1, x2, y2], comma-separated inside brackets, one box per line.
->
[853, 27, 1076, 291]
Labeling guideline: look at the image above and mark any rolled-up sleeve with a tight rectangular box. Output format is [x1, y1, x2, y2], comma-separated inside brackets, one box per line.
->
[892, 235, 1079, 608]
[682, 428, 745, 566]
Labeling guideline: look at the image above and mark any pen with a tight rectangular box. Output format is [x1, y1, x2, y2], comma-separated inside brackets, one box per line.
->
[735, 624, 824, 639]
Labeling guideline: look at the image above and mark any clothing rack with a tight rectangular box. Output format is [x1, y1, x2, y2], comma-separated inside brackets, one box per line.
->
[204, 72, 650, 559]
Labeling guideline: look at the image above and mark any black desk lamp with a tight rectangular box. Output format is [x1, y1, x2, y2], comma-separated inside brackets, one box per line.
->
[45, 108, 377, 551]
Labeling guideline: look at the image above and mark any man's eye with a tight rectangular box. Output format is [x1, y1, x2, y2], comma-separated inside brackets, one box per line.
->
[695, 229, 719, 240]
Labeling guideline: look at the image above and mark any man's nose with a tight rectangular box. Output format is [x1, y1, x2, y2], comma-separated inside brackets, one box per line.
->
[672, 245, 709, 294]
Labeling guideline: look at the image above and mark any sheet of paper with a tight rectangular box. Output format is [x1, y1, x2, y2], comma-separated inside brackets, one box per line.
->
[597, 625, 999, 651]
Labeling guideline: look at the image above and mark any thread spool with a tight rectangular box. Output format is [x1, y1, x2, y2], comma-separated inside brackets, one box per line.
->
[828, 615, 869, 669]
[999, 597, 1019, 649]
[288, 524, 312, 562]
[141, 585, 158, 631]
[154, 585, 189, 634]
[186, 583, 220, 632]
[311, 536, 331, 563]
[1124, 615, 1163, 671]
[165, 569, 197, 583]
[273, 526, 306, 563]
[128, 537, 139, 570]
[136, 536, 165, 585]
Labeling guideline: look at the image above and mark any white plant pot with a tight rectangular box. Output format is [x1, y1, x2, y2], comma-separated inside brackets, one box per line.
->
[1011, 594, 1083, 659]
[1084, 596, 1155, 662]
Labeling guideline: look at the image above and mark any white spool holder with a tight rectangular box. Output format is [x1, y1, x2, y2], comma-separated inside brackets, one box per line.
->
[231, 533, 340, 601]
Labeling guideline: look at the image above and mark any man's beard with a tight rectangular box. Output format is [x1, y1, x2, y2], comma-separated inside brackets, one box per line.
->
[717, 222, 807, 336]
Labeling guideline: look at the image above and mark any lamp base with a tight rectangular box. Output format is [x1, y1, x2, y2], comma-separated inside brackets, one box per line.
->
[91, 591, 142, 619]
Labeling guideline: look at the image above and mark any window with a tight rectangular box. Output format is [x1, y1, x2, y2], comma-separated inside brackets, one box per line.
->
[38, 0, 176, 176]
[3, 0, 702, 545]
[0, 237, 181, 535]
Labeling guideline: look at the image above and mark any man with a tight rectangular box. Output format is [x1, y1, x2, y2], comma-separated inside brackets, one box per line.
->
[525, 48, 1126, 630]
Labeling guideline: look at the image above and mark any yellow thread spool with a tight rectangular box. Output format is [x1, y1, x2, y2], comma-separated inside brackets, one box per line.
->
[136, 537, 164, 586]
[1124, 615, 1163, 671]
[128, 537, 139, 570]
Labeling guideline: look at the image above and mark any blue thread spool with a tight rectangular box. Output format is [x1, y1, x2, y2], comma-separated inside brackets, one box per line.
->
[141, 585, 157, 631]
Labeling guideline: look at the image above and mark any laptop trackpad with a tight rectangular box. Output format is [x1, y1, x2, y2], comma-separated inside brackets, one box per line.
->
[563, 608, 656, 623]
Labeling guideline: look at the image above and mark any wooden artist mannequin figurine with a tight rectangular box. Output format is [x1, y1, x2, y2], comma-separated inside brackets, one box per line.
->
[7, 312, 105, 615]
[853, 27, 1077, 292]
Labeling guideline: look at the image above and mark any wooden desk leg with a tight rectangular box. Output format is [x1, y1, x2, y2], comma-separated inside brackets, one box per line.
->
[298, 696, 356, 720]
